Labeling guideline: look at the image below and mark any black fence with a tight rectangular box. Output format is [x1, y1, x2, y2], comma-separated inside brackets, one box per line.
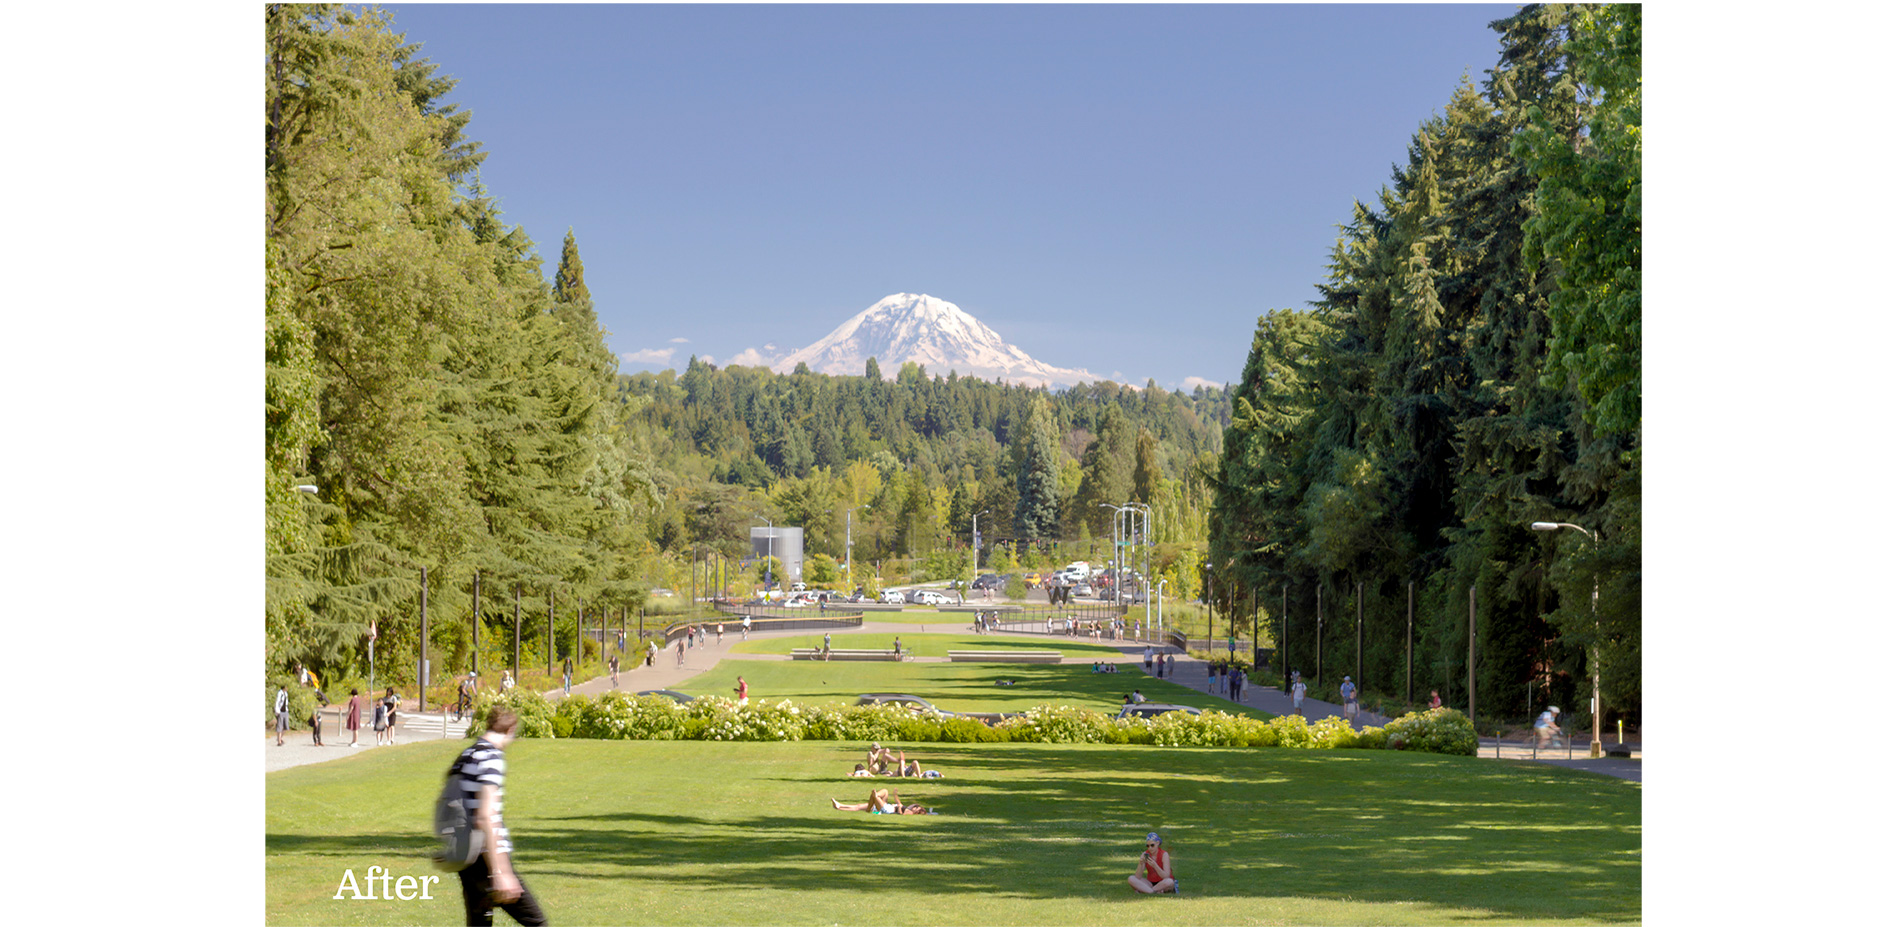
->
[703, 603, 867, 636]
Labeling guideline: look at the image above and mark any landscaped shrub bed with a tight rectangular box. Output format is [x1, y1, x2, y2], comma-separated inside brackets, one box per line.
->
[465, 691, 1479, 756]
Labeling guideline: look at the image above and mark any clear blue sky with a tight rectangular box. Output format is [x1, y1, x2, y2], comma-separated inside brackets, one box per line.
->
[386, 3, 1519, 390]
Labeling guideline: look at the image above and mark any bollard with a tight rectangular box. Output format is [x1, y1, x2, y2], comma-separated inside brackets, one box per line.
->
[442, 707, 449, 739]
[1496, 733, 1501, 760]
[1618, 719, 1624, 744]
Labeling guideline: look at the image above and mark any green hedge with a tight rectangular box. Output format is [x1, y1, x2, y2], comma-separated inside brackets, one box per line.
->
[464, 692, 1480, 757]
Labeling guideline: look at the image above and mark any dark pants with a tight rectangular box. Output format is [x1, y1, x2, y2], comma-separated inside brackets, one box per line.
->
[457, 854, 547, 926]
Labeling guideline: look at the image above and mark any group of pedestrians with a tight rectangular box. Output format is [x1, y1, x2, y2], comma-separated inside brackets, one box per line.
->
[1141, 645, 1176, 677]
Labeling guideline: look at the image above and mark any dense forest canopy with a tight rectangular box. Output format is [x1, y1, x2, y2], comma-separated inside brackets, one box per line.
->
[1208, 3, 1639, 721]
[265, 3, 1639, 726]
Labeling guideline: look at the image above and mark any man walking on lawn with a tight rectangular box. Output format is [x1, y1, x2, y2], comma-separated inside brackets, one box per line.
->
[451, 706, 547, 925]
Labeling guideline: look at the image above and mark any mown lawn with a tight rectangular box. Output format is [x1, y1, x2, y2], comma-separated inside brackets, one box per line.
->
[678, 656, 1267, 717]
[266, 739, 1639, 925]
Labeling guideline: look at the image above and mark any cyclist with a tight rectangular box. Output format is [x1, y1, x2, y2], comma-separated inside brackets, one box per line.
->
[1533, 706, 1562, 748]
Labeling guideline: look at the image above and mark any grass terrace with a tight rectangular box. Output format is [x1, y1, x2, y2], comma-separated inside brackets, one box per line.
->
[266, 739, 1640, 925]
[677, 657, 1256, 717]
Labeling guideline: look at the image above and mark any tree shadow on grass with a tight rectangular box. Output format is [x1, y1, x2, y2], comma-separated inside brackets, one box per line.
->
[267, 742, 1638, 922]
[515, 745, 1636, 919]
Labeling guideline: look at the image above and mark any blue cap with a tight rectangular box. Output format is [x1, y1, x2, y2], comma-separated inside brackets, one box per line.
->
[1146, 832, 1161, 843]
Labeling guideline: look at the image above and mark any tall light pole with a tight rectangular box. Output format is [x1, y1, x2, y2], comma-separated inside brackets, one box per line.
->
[755, 517, 774, 598]
[1156, 579, 1167, 639]
[847, 503, 870, 590]
[1533, 521, 1602, 759]
[971, 509, 990, 588]
[1129, 502, 1154, 635]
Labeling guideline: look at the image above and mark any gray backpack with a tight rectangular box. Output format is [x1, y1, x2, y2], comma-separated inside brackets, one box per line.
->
[431, 747, 485, 871]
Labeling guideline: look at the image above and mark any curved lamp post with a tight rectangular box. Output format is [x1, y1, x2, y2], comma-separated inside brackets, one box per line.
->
[1533, 521, 1602, 758]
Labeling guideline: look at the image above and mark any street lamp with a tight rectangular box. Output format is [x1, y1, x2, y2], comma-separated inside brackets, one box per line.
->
[847, 503, 871, 590]
[971, 509, 990, 589]
[293, 484, 318, 494]
[1532, 521, 1602, 759]
[755, 517, 774, 599]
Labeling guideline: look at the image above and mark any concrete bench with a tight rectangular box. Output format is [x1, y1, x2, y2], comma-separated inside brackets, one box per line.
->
[791, 648, 911, 662]
[946, 650, 1064, 664]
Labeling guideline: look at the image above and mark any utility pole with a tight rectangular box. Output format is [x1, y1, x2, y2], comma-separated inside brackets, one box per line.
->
[472, 570, 480, 678]
[1406, 581, 1414, 706]
[1467, 585, 1477, 726]
[418, 567, 429, 712]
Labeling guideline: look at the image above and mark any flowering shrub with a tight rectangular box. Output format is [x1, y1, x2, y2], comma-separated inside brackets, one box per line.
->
[1146, 709, 1257, 747]
[466, 689, 556, 739]
[479, 692, 1472, 755]
[999, 705, 1124, 744]
[689, 697, 808, 742]
[1378, 708, 1479, 756]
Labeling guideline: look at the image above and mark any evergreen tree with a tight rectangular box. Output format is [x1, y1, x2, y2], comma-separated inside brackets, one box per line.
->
[1013, 400, 1062, 542]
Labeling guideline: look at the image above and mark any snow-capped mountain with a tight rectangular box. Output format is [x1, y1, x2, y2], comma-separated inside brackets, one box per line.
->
[770, 293, 1102, 387]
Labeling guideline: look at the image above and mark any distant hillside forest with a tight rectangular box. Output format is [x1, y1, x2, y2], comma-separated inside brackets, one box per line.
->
[620, 357, 1232, 584]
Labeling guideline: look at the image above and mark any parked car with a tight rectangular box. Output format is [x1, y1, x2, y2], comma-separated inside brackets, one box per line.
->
[972, 574, 1005, 590]
[634, 689, 695, 704]
[855, 693, 947, 718]
[914, 590, 954, 605]
[649, 588, 677, 598]
[855, 693, 1022, 726]
[1115, 703, 1202, 721]
[878, 590, 907, 604]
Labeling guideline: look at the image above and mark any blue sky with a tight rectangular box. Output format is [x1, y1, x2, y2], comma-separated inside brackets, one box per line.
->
[386, 3, 1519, 390]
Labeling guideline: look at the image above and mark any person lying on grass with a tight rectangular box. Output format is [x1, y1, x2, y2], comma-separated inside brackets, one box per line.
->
[851, 750, 943, 779]
[1129, 832, 1178, 894]
[830, 788, 931, 814]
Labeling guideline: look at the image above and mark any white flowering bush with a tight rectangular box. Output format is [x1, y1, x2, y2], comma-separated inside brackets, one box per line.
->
[687, 697, 808, 742]
[1308, 714, 1360, 748]
[507, 692, 1467, 754]
[1145, 709, 1258, 747]
[466, 689, 556, 739]
[998, 705, 1135, 744]
[1377, 707, 1479, 756]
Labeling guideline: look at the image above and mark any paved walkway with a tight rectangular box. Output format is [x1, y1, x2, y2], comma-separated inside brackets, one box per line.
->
[266, 617, 1639, 781]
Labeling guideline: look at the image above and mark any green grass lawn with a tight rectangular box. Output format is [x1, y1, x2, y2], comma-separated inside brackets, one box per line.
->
[726, 632, 1124, 659]
[677, 658, 1265, 717]
[266, 739, 1639, 925]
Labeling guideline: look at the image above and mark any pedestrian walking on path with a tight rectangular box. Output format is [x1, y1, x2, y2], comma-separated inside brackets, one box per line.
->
[275, 684, 289, 746]
[346, 688, 363, 746]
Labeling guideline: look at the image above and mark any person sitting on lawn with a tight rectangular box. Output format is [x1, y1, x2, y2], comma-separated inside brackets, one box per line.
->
[865, 743, 899, 774]
[1129, 832, 1178, 894]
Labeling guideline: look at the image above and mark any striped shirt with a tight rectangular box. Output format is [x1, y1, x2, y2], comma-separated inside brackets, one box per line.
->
[452, 738, 511, 855]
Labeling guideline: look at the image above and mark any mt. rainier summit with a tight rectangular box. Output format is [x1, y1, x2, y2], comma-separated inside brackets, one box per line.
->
[769, 293, 1101, 387]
